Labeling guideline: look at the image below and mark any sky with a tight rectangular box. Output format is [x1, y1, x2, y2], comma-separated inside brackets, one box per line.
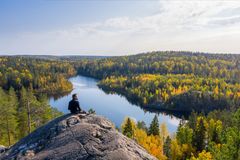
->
[1, 0, 240, 56]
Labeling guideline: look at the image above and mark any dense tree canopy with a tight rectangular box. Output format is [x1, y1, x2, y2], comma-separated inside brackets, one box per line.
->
[0, 87, 62, 146]
[0, 56, 76, 94]
[98, 74, 240, 113]
[122, 108, 240, 160]
[77, 51, 240, 83]
[76, 51, 240, 113]
[79, 51, 240, 159]
[1, 52, 240, 159]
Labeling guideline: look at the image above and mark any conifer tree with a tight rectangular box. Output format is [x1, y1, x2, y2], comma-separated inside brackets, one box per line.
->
[33, 94, 52, 128]
[0, 87, 18, 146]
[193, 117, 207, 152]
[18, 87, 40, 138]
[18, 87, 29, 138]
[148, 115, 159, 136]
[163, 136, 171, 158]
[123, 117, 134, 138]
[6, 88, 18, 145]
[176, 125, 193, 145]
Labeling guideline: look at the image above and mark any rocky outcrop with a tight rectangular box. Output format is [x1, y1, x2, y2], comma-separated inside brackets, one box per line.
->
[0, 145, 7, 154]
[0, 113, 157, 160]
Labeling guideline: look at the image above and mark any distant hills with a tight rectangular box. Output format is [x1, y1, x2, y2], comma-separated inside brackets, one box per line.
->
[1, 55, 110, 61]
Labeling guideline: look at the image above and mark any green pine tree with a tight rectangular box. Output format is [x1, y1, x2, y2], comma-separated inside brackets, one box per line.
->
[193, 117, 207, 152]
[148, 115, 159, 136]
[0, 87, 18, 146]
[163, 136, 171, 158]
[17, 87, 28, 138]
[123, 118, 134, 138]
[176, 125, 193, 145]
[7, 88, 18, 146]
[18, 87, 40, 138]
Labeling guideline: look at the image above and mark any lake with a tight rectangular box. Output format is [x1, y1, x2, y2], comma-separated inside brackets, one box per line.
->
[49, 75, 180, 133]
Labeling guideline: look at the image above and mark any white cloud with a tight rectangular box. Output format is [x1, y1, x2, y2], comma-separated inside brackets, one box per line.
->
[1, 1, 240, 55]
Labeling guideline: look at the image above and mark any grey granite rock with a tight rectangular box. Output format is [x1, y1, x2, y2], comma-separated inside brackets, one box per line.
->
[0, 113, 157, 160]
[0, 145, 7, 154]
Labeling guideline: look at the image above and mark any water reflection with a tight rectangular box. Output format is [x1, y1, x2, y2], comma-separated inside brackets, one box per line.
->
[100, 88, 190, 119]
[49, 75, 181, 133]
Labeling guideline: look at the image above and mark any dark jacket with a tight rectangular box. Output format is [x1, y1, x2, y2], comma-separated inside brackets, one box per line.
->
[68, 99, 81, 114]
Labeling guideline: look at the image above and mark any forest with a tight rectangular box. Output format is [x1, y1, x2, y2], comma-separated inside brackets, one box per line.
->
[0, 56, 72, 146]
[0, 56, 75, 95]
[77, 51, 240, 83]
[121, 108, 240, 160]
[77, 51, 240, 113]
[0, 52, 239, 159]
[0, 87, 62, 146]
[77, 51, 240, 159]
[98, 74, 240, 113]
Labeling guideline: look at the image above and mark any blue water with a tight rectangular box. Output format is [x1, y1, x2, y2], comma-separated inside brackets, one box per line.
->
[49, 75, 180, 133]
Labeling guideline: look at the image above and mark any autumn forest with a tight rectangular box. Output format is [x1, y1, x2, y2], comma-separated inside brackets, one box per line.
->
[0, 51, 240, 160]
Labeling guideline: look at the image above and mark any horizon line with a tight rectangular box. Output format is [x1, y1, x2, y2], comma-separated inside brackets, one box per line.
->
[0, 51, 240, 56]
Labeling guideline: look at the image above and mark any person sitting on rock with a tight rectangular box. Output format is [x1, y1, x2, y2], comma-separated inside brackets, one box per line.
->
[68, 94, 82, 114]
